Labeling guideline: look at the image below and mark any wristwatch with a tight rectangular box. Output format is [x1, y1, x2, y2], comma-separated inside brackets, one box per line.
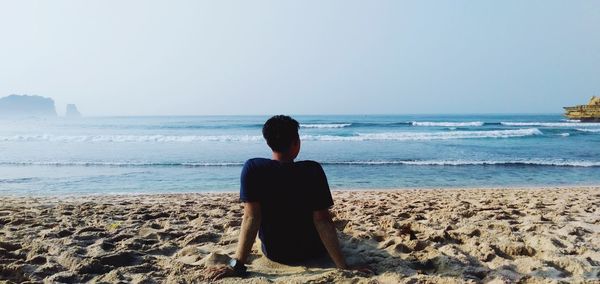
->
[229, 258, 248, 277]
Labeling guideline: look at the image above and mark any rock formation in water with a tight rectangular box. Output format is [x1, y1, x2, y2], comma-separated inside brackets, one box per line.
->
[65, 104, 82, 118]
[0, 95, 57, 117]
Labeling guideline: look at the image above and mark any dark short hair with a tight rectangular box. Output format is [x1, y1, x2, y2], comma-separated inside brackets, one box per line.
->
[262, 115, 300, 152]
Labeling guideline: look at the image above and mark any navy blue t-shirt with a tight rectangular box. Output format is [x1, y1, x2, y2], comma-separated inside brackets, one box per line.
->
[240, 158, 334, 264]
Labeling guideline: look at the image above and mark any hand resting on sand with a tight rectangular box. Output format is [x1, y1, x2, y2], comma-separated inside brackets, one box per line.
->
[347, 265, 375, 276]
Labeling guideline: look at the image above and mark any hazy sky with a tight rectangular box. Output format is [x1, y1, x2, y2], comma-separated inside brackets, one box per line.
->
[1, 1, 598, 116]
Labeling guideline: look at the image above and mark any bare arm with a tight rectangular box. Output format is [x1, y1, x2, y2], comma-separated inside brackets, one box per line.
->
[313, 209, 347, 269]
[234, 202, 262, 264]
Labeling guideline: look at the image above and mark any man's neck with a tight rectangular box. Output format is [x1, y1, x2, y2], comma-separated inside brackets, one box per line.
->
[272, 152, 294, 163]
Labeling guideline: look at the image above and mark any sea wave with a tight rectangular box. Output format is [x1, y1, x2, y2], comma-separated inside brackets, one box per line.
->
[325, 160, 600, 167]
[0, 161, 244, 167]
[411, 121, 485, 127]
[300, 123, 352, 128]
[576, 128, 600, 133]
[0, 128, 543, 142]
[302, 128, 543, 141]
[0, 135, 265, 143]
[0, 177, 40, 183]
[2, 159, 599, 168]
[501, 122, 600, 127]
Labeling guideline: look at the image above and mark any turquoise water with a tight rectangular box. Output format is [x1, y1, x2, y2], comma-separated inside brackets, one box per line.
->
[1, 115, 600, 196]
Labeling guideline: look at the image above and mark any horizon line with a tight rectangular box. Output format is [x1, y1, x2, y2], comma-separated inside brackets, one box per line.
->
[74, 112, 566, 117]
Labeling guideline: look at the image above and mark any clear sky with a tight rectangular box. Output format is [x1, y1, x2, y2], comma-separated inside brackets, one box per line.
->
[1, 1, 598, 116]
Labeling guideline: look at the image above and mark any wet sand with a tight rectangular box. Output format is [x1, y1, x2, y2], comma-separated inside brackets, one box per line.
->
[1, 187, 599, 283]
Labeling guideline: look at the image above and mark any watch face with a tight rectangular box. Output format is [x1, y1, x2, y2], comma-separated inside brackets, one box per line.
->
[229, 258, 237, 268]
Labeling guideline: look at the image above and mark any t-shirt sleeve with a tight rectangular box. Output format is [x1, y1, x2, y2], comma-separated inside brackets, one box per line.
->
[309, 162, 334, 211]
[240, 160, 260, 202]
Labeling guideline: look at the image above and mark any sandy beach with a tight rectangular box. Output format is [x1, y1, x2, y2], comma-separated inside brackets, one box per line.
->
[1, 187, 599, 283]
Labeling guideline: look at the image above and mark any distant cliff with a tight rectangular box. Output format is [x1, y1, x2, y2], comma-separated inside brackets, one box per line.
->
[0, 95, 57, 117]
[65, 104, 82, 118]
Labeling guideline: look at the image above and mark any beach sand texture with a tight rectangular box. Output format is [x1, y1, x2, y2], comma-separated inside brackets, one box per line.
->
[1, 188, 599, 283]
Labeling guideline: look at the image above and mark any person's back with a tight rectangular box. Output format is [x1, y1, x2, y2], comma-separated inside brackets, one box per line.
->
[209, 115, 348, 280]
[240, 158, 333, 263]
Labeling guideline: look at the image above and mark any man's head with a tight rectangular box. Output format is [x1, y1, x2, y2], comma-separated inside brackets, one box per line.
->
[262, 115, 300, 157]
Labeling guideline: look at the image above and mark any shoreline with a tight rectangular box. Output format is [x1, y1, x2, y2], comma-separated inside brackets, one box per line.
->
[3, 184, 600, 199]
[1, 187, 599, 283]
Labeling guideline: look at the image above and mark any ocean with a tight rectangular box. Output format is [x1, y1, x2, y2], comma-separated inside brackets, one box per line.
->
[1, 114, 600, 196]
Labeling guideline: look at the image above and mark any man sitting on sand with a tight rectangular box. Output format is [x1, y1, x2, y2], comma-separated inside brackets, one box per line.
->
[208, 115, 353, 279]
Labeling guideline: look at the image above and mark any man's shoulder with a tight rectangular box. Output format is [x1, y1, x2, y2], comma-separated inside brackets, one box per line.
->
[244, 158, 275, 170]
[295, 160, 324, 171]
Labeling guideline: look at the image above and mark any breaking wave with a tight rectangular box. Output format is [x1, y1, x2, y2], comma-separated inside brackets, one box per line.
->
[2, 159, 599, 168]
[0, 128, 543, 143]
[501, 122, 600, 127]
[0, 135, 265, 143]
[0, 161, 244, 167]
[302, 128, 542, 141]
[324, 160, 600, 167]
[300, 123, 352, 128]
[576, 128, 600, 133]
[410, 121, 485, 127]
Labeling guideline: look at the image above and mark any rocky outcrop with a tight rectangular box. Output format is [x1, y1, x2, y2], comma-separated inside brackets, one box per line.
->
[65, 104, 82, 118]
[0, 95, 57, 117]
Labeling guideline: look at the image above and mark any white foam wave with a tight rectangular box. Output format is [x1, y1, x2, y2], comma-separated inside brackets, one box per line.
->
[0, 135, 265, 143]
[576, 128, 600, 133]
[559, 133, 570, 137]
[301, 128, 542, 141]
[300, 123, 352, 128]
[407, 160, 600, 167]
[0, 128, 542, 143]
[501, 122, 600, 127]
[326, 160, 600, 167]
[4, 159, 599, 168]
[411, 121, 484, 127]
[0, 161, 244, 167]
